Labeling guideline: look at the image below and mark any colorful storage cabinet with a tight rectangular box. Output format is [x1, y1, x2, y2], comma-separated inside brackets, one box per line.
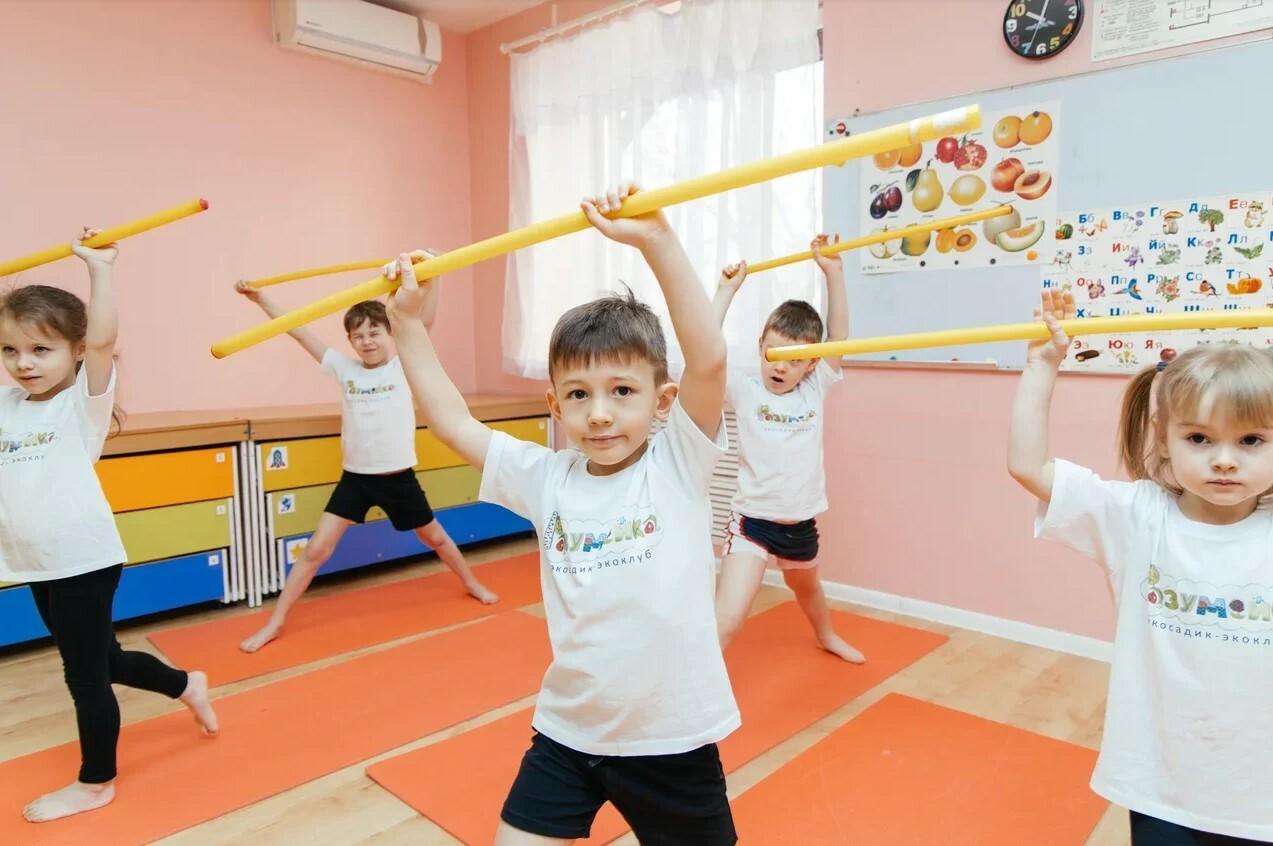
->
[0, 398, 546, 649]
[0, 420, 250, 649]
[254, 412, 547, 591]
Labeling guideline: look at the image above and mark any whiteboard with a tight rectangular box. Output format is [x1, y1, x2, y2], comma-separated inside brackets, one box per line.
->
[823, 38, 1273, 369]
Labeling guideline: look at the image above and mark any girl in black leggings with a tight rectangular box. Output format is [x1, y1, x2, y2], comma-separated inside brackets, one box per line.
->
[0, 232, 217, 823]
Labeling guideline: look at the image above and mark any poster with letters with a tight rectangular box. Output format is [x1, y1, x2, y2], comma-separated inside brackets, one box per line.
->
[1045, 191, 1273, 374]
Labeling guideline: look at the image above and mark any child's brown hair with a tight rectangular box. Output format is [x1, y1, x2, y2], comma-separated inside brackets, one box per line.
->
[762, 300, 823, 345]
[0, 283, 126, 436]
[343, 300, 390, 334]
[548, 289, 669, 384]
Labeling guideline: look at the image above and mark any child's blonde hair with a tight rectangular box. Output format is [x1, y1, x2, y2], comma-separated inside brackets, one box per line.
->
[1119, 343, 1273, 496]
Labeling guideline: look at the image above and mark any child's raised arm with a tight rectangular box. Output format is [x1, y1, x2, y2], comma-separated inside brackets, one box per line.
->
[812, 234, 848, 375]
[581, 183, 726, 439]
[70, 228, 119, 397]
[1007, 289, 1076, 503]
[711, 261, 747, 329]
[383, 254, 492, 470]
[233, 281, 327, 364]
[393, 249, 445, 331]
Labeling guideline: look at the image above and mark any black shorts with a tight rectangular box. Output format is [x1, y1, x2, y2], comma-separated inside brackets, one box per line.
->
[500, 731, 737, 845]
[741, 515, 819, 562]
[1130, 811, 1271, 845]
[324, 469, 434, 531]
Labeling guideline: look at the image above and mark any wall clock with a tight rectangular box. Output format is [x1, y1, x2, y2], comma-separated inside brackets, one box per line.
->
[1003, 0, 1083, 60]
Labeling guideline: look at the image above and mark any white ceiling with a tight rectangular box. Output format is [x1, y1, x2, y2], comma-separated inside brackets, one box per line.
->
[373, 0, 546, 33]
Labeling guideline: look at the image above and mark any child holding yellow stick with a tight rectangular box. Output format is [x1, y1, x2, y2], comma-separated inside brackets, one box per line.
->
[384, 182, 740, 845]
[234, 263, 497, 653]
[711, 234, 865, 663]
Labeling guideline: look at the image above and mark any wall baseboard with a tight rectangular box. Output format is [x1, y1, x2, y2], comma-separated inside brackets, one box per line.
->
[757, 569, 1114, 664]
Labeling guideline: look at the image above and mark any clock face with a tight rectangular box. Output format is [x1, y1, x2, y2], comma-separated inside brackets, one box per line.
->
[1004, 0, 1083, 60]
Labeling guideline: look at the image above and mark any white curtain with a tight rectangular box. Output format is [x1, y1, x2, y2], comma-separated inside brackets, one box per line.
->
[504, 0, 823, 380]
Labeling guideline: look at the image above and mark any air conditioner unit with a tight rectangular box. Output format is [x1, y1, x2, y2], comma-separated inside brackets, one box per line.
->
[272, 0, 441, 84]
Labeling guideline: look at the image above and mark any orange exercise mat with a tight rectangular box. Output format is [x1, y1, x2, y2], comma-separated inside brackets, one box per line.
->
[148, 552, 542, 686]
[0, 611, 551, 846]
[730, 693, 1107, 845]
[366, 601, 949, 844]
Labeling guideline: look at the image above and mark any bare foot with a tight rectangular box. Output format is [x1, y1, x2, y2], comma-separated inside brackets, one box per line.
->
[179, 670, 219, 736]
[23, 780, 115, 822]
[819, 634, 866, 664]
[239, 622, 280, 653]
[466, 582, 499, 605]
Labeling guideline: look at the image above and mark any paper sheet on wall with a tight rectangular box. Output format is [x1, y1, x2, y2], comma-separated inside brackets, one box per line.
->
[1092, 0, 1273, 62]
[1045, 191, 1273, 374]
[853, 101, 1059, 275]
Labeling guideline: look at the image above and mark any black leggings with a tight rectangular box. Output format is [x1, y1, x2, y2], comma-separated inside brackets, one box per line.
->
[1131, 812, 1271, 846]
[29, 565, 189, 784]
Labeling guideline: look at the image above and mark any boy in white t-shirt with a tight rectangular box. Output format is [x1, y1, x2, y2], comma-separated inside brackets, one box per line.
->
[233, 264, 497, 653]
[711, 235, 865, 663]
[382, 182, 739, 845]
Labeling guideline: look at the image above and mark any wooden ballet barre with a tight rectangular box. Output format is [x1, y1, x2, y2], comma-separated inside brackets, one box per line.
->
[0, 199, 209, 277]
[210, 104, 983, 359]
[744, 206, 1015, 275]
[765, 310, 1273, 361]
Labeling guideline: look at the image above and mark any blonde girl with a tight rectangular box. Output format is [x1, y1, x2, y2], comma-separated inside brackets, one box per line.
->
[1008, 288, 1273, 845]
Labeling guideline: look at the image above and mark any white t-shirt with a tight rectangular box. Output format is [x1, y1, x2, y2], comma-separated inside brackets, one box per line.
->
[320, 349, 417, 474]
[725, 359, 841, 521]
[0, 365, 128, 581]
[1036, 459, 1273, 841]
[480, 399, 741, 757]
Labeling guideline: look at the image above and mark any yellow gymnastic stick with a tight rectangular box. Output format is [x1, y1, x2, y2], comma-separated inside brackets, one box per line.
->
[766, 310, 1273, 361]
[249, 260, 388, 288]
[211, 104, 983, 358]
[0, 199, 209, 278]
[743, 206, 1015, 275]
[242, 210, 1009, 288]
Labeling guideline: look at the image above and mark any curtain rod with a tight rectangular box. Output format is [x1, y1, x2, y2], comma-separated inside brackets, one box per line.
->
[499, 0, 659, 55]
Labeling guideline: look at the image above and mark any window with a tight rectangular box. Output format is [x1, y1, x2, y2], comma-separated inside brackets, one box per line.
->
[505, 0, 824, 379]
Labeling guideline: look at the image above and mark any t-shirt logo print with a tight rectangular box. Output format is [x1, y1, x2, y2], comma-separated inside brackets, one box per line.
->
[1143, 563, 1273, 634]
[0, 429, 58, 465]
[542, 509, 663, 568]
[755, 404, 815, 425]
[345, 381, 395, 396]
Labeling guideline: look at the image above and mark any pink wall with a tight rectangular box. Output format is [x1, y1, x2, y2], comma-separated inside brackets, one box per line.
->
[0, 0, 476, 413]
[819, 0, 1266, 642]
[465, 0, 1266, 643]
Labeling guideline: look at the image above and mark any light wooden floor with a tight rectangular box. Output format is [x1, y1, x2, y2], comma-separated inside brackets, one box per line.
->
[0, 537, 1132, 845]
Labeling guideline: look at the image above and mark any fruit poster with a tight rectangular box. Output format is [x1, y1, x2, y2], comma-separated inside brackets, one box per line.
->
[853, 101, 1060, 274]
[1044, 191, 1273, 375]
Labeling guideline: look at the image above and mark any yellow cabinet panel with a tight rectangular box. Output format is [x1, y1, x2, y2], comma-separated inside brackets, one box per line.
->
[413, 429, 463, 471]
[263, 417, 548, 491]
[259, 437, 344, 492]
[271, 465, 483, 538]
[491, 416, 550, 446]
[115, 499, 232, 565]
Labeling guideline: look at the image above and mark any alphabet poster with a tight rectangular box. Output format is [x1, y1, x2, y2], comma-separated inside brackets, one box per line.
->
[1045, 191, 1273, 374]
[847, 100, 1060, 274]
